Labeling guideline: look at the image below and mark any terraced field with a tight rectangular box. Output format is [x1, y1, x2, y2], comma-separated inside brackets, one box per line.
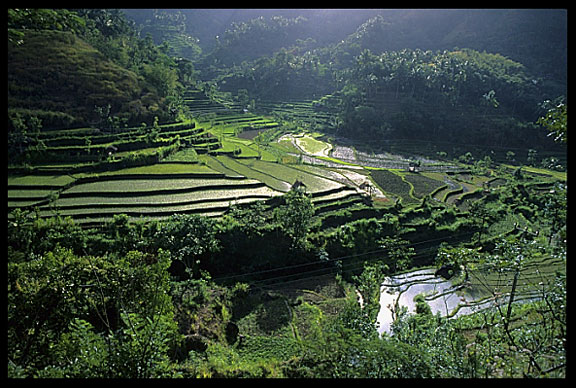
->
[35, 168, 283, 224]
[377, 251, 565, 334]
[402, 172, 447, 199]
[10, 145, 370, 226]
[8, 174, 77, 209]
[370, 169, 419, 206]
[258, 99, 334, 129]
[10, 88, 563, 228]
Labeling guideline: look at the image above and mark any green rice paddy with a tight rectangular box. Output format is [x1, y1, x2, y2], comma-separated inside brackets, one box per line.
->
[8, 87, 566, 228]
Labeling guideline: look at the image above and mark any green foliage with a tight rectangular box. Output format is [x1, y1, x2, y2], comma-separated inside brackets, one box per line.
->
[537, 98, 567, 143]
[7, 173, 566, 378]
[207, 15, 309, 66]
[8, 8, 87, 36]
[154, 214, 221, 275]
[378, 236, 415, 273]
[453, 272, 566, 377]
[413, 294, 432, 315]
[8, 8, 193, 130]
[287, 298, 435, 378]
[326, 46, 559, 149]
[274, 187, 315, 249]
[390, 310, 469, 377]
[435, 245, 480, 280]
[186, 342, 282, 378]
[7, 246, 178, 377]
[136, 10, 202, 60]
[8, 29, 161, 129]
[46, 312, 178, 378]
[327, 218, 387, 259]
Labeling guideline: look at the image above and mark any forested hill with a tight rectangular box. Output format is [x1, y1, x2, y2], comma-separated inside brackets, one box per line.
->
[8, 30, 160, 129]
[8, 9, 193, 131]
[124, 9, 567, 82]
[120, 9, 566, 152]
[7, 8, 567, 152]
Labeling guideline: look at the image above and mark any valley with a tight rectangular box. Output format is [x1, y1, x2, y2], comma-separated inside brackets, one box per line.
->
[7, 8, 566, 379]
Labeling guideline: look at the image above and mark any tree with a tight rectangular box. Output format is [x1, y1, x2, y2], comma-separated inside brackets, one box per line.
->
[413, 294, 432, 315]
[527, 149, 538, 166]
[505, 150, 516, 163]
[8, 111, 43, 162]
[154, 214, 221, 276]
[463, 238, 566, 377]
[143, 61, 180, 98]
[236, 88, 250, 110]
[540, 183, 567, 245]
[458, 151, 474, 165]
[537, 98, 567, 143]
[8, 8, 86, 35]
[468, 200, 494, 245]
[435, 244, 480, 281]
[274, 187, 314, 249]
[7, 247, 179, 377]
[377, 236, 414, 274]
[390, 307, 468, 377]
[482, 89, 500, 110]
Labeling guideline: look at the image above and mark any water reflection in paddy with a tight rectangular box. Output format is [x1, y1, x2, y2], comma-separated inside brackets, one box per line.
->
[376, 268, 540, 335]
[377, 268, 481, 335]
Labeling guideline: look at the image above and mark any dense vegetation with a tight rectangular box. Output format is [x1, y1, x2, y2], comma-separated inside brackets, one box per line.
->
[7, 8, 566, 379]
[8, 9, 193, 130]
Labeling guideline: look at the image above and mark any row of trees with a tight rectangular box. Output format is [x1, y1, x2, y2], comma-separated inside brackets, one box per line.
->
[328, 47, 562, 148]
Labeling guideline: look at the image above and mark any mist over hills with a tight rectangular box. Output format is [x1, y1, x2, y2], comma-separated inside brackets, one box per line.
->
[124, 8, 567, 81]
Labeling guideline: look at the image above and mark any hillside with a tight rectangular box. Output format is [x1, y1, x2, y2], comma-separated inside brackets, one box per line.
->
[8, 29, 164, 129]
[125, 9, 566, 83]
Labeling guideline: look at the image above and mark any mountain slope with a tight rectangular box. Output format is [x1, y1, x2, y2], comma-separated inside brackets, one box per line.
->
[8, 29, 164, 129]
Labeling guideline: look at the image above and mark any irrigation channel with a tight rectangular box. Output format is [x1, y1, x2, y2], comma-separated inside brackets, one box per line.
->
[375, 267, 545, 335]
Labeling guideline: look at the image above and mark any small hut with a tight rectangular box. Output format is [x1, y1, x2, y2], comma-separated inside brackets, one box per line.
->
[407, 160, 420, 173]
[291, 179, 307, 193]
[359, 181, 374, 196]
[105, 145, 118, 157]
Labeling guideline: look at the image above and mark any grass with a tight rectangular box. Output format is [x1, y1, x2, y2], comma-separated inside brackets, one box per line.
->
[8, 174, 76, 187]
[62, 177, 261, 194]
[216, 156, 292, 192]
[502, 164, 567, 181]
[8, 189, 56, 199]
[239, 159, 343, 193]
[199, 155, 245, 177]
[97, 162, 220, 176]
[8, 30, 157, 128]
[275, 137, 301, 154]
[311, 188, 360, 205]
[370, 169, 419, 205]
[163, 147, 199, 162]
[294, 135, 331, 156]
[48, 185, 281, 209]
[218, 138, 261, 158]
[38, 196, 269, 219]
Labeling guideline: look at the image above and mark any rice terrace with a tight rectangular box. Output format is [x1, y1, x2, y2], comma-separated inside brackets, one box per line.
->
[8, 9, 566, 378]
